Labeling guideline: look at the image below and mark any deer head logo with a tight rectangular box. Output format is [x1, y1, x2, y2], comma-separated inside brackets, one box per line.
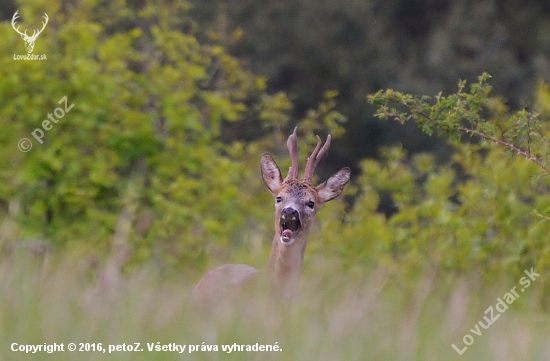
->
[11, 11, 48, 54]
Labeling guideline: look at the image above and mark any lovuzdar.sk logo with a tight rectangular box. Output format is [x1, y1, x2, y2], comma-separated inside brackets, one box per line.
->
[12, 10, 48, 60]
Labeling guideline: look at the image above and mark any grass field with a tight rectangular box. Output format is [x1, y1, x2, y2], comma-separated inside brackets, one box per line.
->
[0, 249, 549, 361]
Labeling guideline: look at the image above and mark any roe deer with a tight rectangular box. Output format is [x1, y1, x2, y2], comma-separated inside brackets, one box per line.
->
[193, 127, 350, 307]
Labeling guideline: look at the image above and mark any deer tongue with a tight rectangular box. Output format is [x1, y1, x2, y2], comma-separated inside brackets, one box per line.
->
[282, 229, 294, 241]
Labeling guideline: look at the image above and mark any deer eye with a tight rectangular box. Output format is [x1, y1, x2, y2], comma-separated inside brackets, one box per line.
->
[306, 200, 315, 209]
[276, 196, 283, 203]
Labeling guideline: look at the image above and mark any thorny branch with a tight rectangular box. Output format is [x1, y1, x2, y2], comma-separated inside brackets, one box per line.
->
[459, 127, 550, 175]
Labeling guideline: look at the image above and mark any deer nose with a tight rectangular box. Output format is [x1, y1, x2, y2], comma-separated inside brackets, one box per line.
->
[282, 207, 299, 220]
[281, 207, 301, 232]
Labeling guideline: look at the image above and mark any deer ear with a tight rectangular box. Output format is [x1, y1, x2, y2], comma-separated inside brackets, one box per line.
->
[316, 167, 351, 204]
[261, 153, 283, 195]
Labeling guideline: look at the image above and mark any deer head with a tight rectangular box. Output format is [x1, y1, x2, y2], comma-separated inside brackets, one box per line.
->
[261, 127, 350, 247]
[11, 11, 48, 54]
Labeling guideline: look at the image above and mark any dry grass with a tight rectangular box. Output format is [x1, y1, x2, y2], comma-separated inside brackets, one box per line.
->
[0, 251, 549, 361]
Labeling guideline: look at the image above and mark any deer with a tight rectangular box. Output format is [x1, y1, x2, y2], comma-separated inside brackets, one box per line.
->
[193, 127, 350, 309]
[11, 11, 49, 54]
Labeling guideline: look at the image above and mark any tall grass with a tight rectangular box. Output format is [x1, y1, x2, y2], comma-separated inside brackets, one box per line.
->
[0, 249, 548, 361]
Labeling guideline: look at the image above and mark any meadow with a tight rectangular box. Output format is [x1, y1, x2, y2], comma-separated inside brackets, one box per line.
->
[1, 248, 549, 361]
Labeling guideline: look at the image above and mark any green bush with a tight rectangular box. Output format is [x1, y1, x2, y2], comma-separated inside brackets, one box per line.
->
[342, 74, 550, 288]
[0, 0, 352, 274]
[0, 0, 294, 270]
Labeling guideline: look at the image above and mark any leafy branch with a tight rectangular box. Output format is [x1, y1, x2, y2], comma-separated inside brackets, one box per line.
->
[368, 73, 550, 175]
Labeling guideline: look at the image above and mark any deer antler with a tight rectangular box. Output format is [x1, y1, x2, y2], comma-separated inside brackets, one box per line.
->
[11, 11, 27, 37]
[285, 127, 300, 180]
[303, 134, 331, 184]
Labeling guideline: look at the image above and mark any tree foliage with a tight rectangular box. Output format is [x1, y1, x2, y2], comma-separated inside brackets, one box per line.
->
[0, 0, 349, 273]
[339, 74, 550, 284]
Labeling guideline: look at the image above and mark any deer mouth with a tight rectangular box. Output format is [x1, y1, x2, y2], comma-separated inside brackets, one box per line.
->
[280, 209, 301, 244]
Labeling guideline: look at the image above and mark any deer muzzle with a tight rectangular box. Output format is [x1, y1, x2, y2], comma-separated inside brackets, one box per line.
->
[280, 207, 301, 244]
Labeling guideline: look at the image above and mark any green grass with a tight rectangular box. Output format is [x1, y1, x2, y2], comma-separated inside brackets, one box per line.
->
[0, 251, 549, 361]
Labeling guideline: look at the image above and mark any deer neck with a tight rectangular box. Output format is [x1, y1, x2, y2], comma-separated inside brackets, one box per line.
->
[267, 231, 309, 287]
